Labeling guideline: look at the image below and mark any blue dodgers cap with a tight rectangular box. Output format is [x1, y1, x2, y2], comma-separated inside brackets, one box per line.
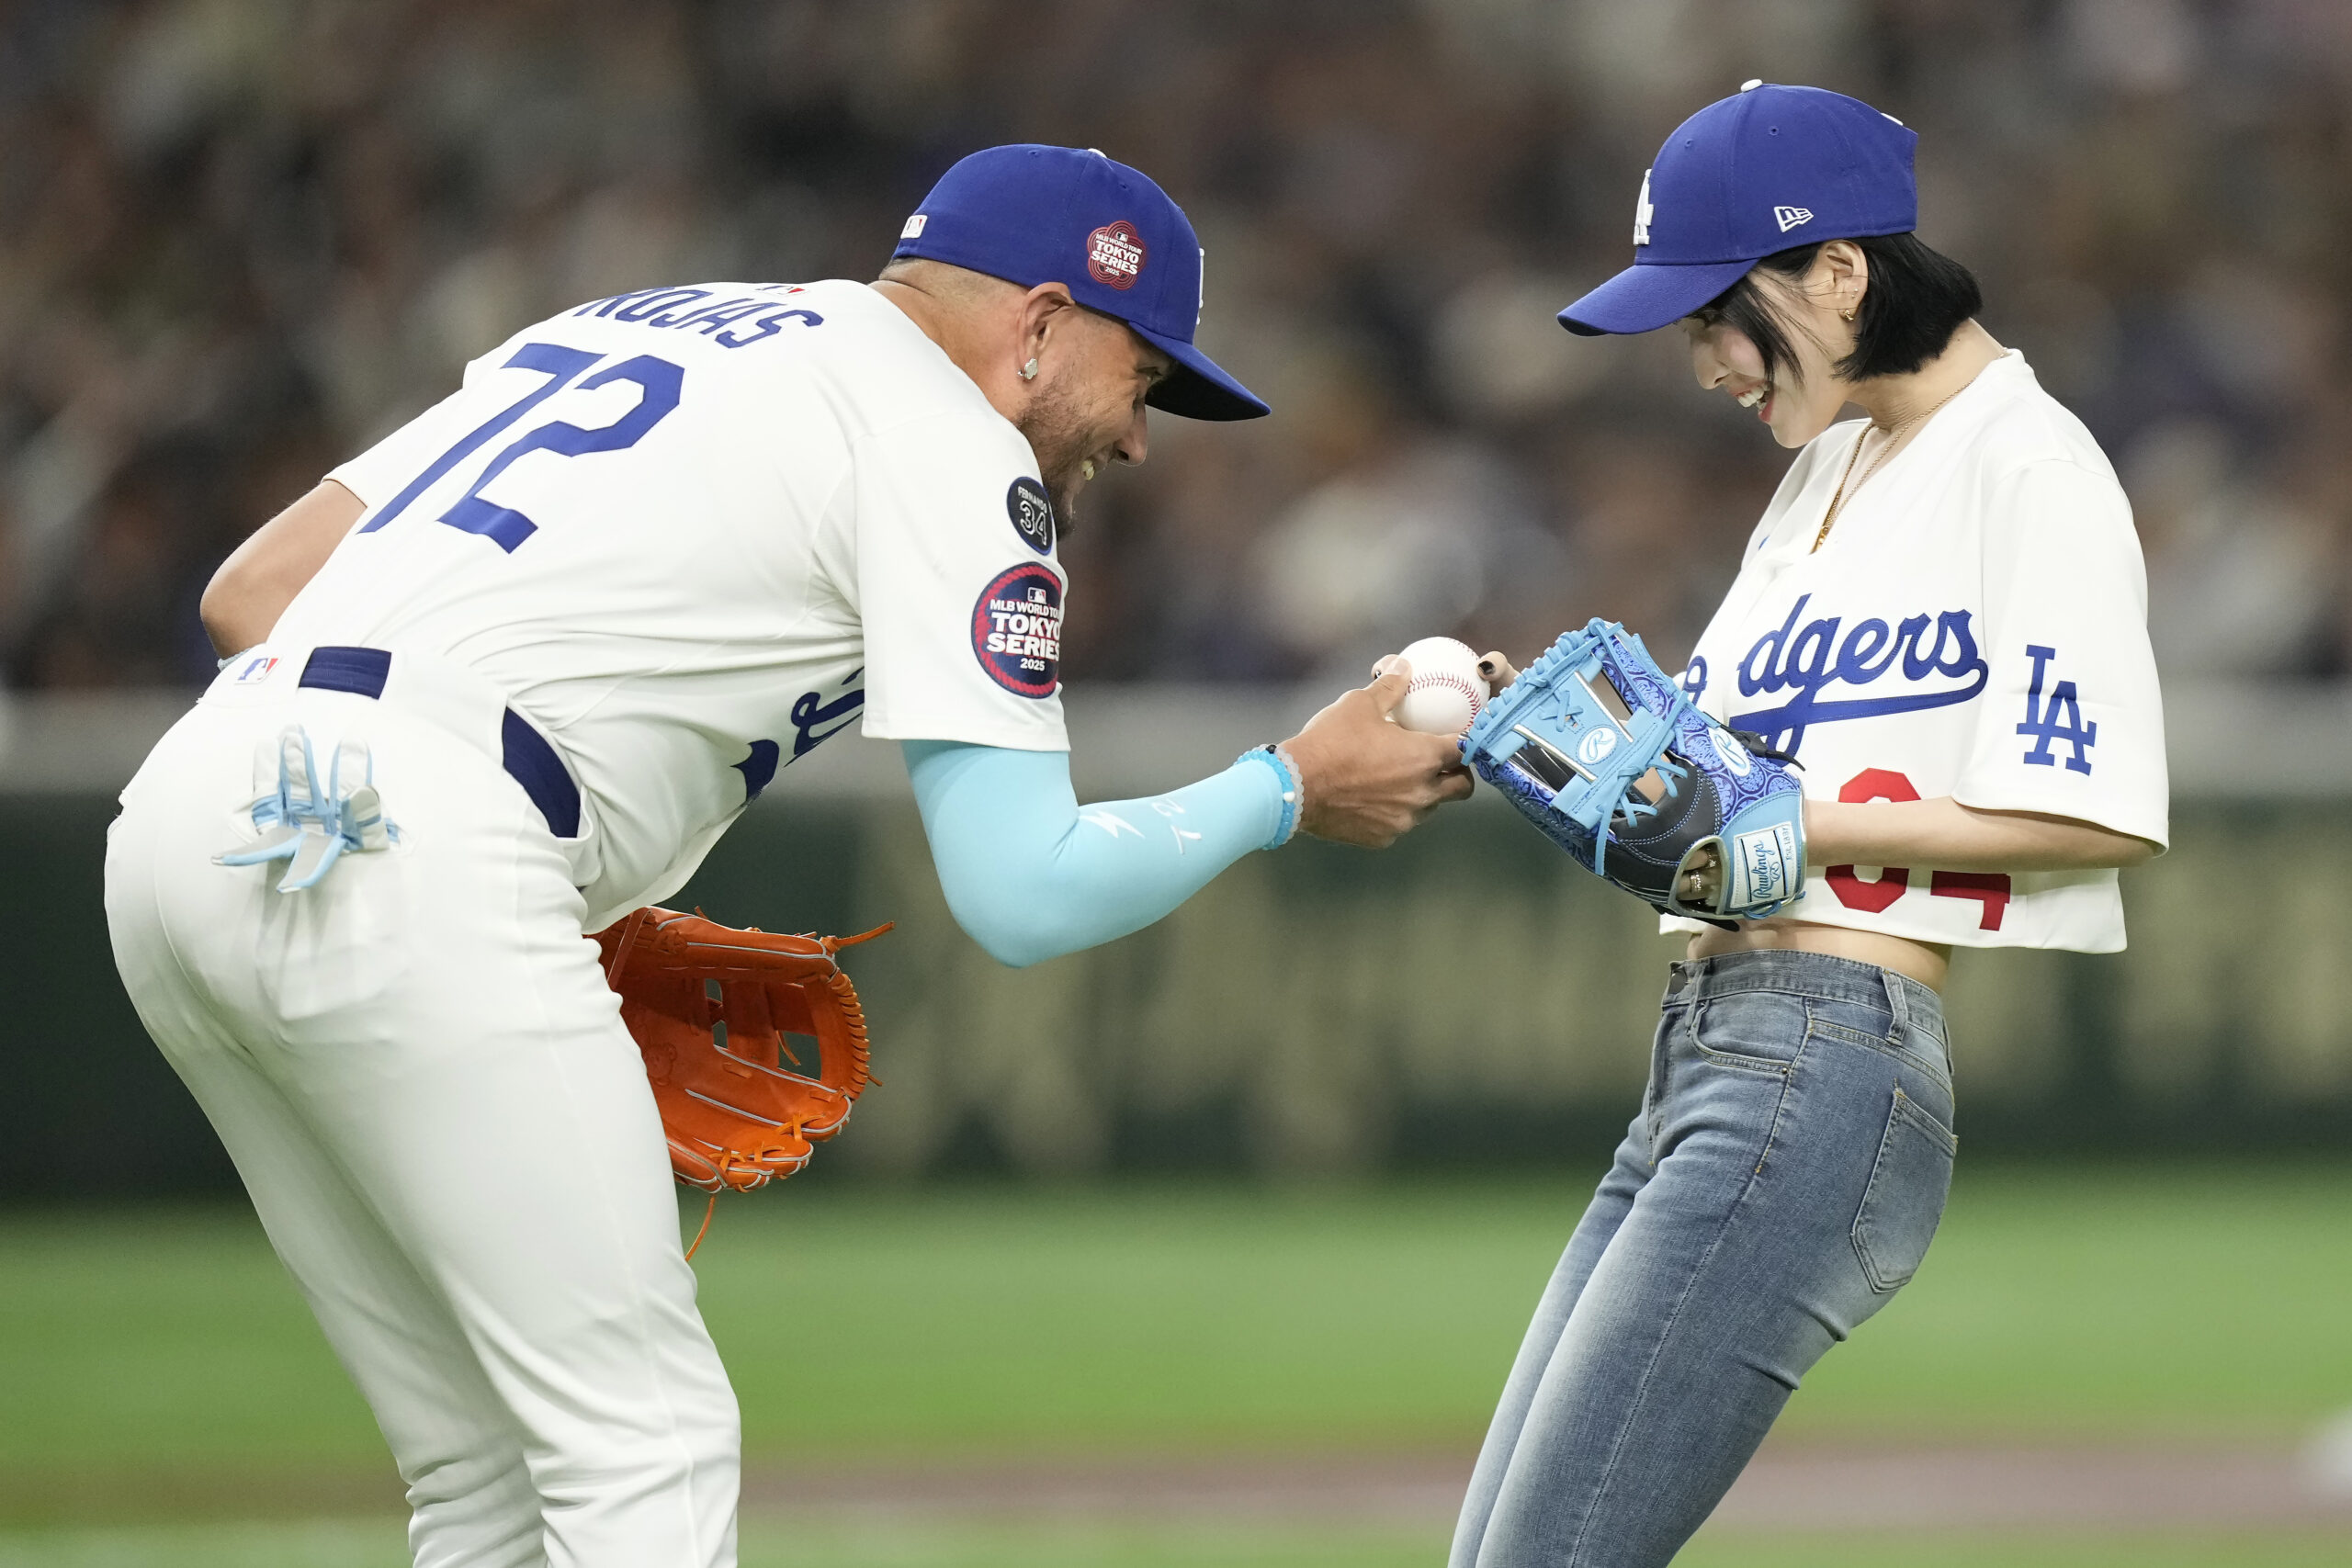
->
[1559, 83, 1918, 336]
[892, 144, 1269, 421]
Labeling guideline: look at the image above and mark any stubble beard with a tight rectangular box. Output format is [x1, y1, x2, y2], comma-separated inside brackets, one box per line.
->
[1014, 378, 1094, 534]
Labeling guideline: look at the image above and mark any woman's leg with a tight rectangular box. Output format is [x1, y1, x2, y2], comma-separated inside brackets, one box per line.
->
[1464, 953, 1956, 1568]
[1449, 1065, 1665, 1564]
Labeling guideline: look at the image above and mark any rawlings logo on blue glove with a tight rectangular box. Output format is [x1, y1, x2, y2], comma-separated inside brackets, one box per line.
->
[1460, 619, 1805, 926]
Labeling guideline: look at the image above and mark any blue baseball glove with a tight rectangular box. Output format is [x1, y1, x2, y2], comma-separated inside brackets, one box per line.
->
[1460, 618, 1806, 927]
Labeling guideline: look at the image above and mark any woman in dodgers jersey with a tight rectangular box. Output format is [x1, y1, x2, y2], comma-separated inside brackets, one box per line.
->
[103, 146, 1470, 1568]
[1450, 86, 2165, 1568]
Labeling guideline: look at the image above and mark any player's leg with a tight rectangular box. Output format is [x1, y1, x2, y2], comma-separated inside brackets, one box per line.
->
[106, 759, 546, 1568]
[239, 705, 737, 1568]
[295, 878, 741, 1568]
[1446, 1103, 1655, 1566]
[1464, 955, 1956, 1568]
[111, 702, 741, 1568]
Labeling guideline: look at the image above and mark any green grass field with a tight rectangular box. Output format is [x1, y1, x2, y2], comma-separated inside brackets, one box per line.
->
[5, 1167, 2351, 1562]
[1, 1521, 2349, 1568]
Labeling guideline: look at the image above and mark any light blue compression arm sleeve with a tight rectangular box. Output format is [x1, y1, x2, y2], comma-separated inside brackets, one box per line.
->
[904, 739, 1296, 969]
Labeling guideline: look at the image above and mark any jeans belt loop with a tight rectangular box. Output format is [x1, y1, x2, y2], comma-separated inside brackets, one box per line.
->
[1881, 967, 1912, 1050]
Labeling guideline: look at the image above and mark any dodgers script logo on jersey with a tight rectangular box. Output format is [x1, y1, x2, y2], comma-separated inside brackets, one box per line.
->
[789, 668, 866, 759]
[1684, 592, 1986, 756]
[730, 667, 869, 803]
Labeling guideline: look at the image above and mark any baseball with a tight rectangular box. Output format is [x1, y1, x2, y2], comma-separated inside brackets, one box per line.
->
[1388, 636, 1490, 736]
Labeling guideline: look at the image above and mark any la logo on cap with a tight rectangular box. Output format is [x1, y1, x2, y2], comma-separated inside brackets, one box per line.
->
[1087, 220, 1147, 289]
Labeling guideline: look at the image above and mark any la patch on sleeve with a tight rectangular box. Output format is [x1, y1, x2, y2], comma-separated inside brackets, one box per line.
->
[1006, 477, 1054, 555]
[972, 564, 1062, 697]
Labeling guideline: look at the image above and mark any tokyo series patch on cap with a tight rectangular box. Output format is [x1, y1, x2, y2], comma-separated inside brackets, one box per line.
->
[1086, 220, 1148, 289]
[890, 144, 1267, 421]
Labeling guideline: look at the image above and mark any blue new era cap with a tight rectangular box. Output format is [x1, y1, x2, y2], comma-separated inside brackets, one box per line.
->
[892, 145, 1269, 421]
[1559, 83, 1919, 336]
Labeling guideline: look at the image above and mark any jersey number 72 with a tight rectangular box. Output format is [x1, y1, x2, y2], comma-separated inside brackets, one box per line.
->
[357, 342, 685, 552]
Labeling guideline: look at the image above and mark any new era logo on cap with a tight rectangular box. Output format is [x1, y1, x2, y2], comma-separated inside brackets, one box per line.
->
[1773, 205, 1814, 232]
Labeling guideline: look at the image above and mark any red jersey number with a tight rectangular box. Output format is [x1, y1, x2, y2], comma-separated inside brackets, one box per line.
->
[1823, 768, 2010, 931]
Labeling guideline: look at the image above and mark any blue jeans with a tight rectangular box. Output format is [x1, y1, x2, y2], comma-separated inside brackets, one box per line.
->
[1450, 950, 1957, 1568]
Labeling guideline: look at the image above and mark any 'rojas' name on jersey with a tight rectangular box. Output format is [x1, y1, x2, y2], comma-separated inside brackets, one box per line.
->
[569, 285, 827, 350]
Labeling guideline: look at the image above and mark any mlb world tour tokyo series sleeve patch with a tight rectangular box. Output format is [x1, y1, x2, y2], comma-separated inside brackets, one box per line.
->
[1461, 619, 1807, 927]
[972, 563, 1063, 697]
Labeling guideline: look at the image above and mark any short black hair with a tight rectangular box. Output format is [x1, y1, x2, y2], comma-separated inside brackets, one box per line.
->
[1691, 231, 1983, 386]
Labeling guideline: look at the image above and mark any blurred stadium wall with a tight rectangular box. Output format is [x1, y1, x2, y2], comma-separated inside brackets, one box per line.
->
[5, 0, 2352, 1191]
[6, 682, 2350, 1197]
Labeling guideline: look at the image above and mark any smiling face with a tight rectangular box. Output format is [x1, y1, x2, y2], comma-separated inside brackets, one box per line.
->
[1681, 247, 1865, 448]
[867, 262, 1175, 529]
[1016, 308, 1170, 525]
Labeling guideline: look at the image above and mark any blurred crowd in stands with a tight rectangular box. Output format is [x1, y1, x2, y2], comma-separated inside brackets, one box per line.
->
[3, 0, 2350, 690]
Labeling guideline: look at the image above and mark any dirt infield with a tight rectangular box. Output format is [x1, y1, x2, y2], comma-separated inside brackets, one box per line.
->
[741, 1440, 2352, 1531]
[1717, 1441, 2352, 1530]
[14, 1440, 2352, 1532]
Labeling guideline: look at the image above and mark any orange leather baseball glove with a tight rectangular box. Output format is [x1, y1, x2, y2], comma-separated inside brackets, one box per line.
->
[594, 906, 890, 1196]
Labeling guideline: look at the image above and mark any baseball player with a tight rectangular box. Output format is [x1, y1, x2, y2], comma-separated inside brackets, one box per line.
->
[1450, 86, 2168, 1567]
[104, 145, 1470, 1568]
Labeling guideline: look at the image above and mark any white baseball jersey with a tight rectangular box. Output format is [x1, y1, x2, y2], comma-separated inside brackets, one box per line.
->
[1667, 350, 2167, 952]
[272, 278, 1069, 927]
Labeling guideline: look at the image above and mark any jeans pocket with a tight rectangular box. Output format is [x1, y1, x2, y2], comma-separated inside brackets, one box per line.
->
[1690, 993, 1812, 1074]
[1850, 1087, 1958, 1293]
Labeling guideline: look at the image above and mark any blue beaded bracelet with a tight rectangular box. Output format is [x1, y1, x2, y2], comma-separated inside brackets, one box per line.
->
[1238, 742, 1304, 848]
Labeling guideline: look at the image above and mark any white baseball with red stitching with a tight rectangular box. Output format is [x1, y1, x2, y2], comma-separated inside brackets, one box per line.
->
[1390, 636, 1490, 736]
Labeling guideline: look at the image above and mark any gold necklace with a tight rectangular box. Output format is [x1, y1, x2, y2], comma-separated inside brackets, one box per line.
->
[1809, 382, 1967, 553]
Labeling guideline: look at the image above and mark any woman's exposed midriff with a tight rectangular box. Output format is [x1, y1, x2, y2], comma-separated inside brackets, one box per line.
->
[1687, 918, 1951, 992]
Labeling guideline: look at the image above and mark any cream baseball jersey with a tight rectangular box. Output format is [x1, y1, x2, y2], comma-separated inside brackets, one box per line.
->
[1667, 351, 2167, 952]
[272, 278, 1068, 927]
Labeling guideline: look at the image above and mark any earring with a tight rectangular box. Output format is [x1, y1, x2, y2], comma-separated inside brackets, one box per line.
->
[1018, 357, 1039, 380]
[1841, 308, 1856, 321]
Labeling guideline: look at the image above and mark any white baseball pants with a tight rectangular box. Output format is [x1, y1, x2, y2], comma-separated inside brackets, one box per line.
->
[104, 682, 740, 1568]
